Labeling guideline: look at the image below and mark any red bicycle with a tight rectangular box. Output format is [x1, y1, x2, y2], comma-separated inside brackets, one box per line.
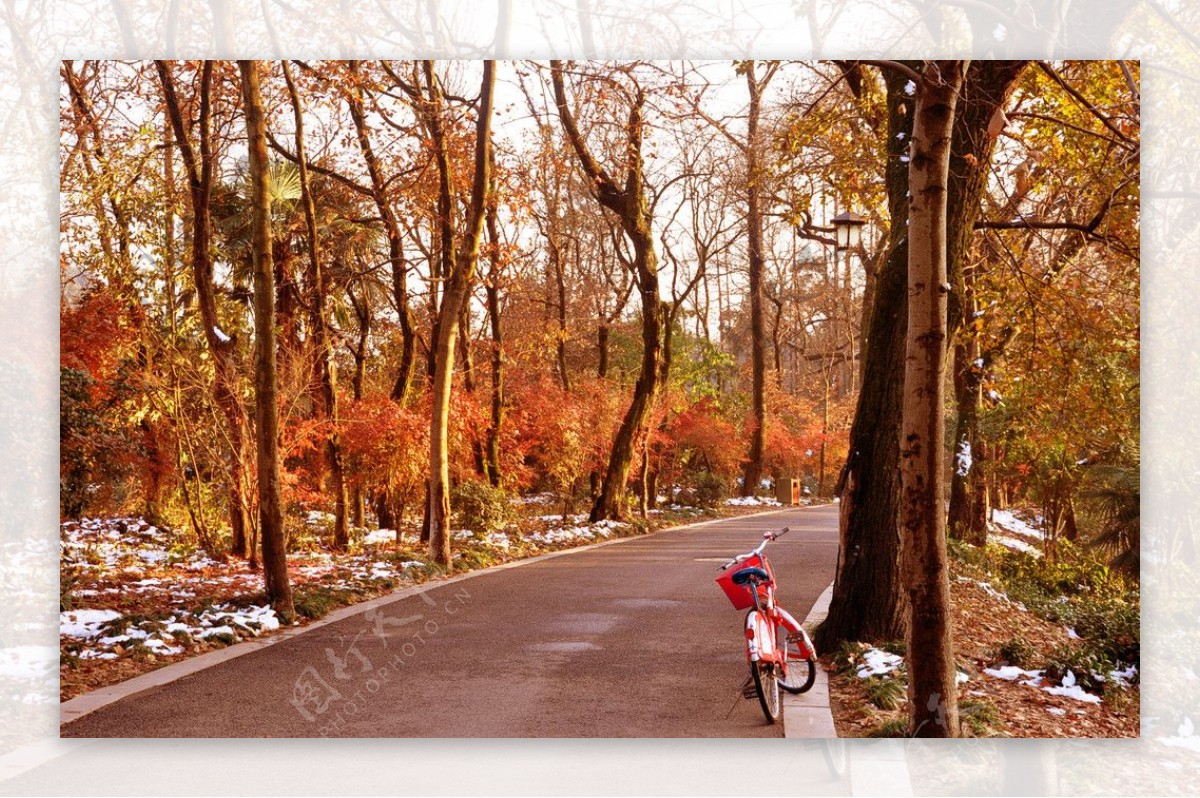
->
[716, 527, 817, 723]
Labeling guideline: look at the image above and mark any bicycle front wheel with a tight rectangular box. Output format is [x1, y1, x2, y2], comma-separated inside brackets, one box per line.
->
[751, 661, 782, 724]
[780, 629, 817, 694]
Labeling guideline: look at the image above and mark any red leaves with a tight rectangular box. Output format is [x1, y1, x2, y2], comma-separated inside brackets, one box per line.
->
[60, 286, 142, 401]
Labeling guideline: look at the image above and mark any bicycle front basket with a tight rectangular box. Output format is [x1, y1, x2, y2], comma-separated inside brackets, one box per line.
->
[715, 554, 774, 610]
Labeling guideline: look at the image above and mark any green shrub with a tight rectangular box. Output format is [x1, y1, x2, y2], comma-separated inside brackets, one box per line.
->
[947, 537, 989, 569]
[1042, 642, 1115, 693]
[864, 676, 905, 710]
[452, 479, 515, 533]
[994, 634, 1037, 668]
[692, 472, 729, 508]
[830, 640, 865, 675]
[959, 698, 1002, 736]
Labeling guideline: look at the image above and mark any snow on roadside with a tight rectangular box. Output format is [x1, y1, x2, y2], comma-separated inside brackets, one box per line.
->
[527, 519, 628, 546]
[63, 603, 285, 663]
[726, 496, 781, 507]
[60, 609, 122, 639]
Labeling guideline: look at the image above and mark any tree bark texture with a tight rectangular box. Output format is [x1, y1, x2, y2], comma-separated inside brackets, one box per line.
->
[426, 60, 496, 567]
[816, 65, 917, 652]
[741, 63, 767, 497]
[900, 59, 966, 739]
[239, 59, 294, 621]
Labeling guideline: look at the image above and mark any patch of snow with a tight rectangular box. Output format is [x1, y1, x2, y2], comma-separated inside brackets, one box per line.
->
[1067, 627, 1080, 640]
[991, 509, 1046, 540]
[483, 531, 511, 550]
[904, 80, 916, 96]
[955, 439, 973, 477]
[993, 535, 1041, 556]
[984, 665, 1042, 681]
[213, 326, 231, 343]
[142, 638, 184, 656]
[1046, 707, 1066, 716]
[726, 496, 781, 507]
[1110, 664, 1138, 687]
[1044, 682, 1101, 704]
[362, 528, 396, 545]
[856, 647, 904, 678]
[199, 625, 237, 639]
[60, 609, 122, 639]
[899, 155, 910, 163]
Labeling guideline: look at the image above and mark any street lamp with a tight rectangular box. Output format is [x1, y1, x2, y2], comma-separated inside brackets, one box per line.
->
[830, 210, 867, 250]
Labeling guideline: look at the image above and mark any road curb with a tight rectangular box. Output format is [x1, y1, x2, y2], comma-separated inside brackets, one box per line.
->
[782, 581, 915, 796]
[61, 503, 825, 727]
[782, 580, 837, 739]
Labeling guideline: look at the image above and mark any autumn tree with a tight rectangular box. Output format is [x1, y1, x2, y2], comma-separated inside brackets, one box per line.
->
[156, 60, 254, 560]
[279, 60, 350, 551]
[423, 60, 497, 567]
[550, 60, 666, 523]
[899, 58, 966, 739]
[818, 60, 1029, 651]
[239, 59, 293, 620]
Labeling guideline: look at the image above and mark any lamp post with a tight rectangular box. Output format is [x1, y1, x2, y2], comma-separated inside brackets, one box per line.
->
[829, 210, 867, 391]
[831, 210, 867, 251]
[818, 210, 867, 497]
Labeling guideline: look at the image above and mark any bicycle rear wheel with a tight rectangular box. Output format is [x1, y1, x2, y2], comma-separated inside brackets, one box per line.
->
[751, 661, 781, 723]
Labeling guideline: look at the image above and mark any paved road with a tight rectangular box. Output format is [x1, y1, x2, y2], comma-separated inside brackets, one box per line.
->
[61, 505, 838, 738]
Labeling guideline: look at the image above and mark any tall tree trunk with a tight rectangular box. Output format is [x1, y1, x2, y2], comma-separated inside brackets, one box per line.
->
[240, 59, 294, 622]
[551, 62, 663, 524]
[900, 59, 966, 739]
[155, 60, 252, 560]
[817, 60, 1028, 651]
[484, 195, 505, 487]
[282, 60, 349, 550]
[597, 323, 610, 378]
[816, 66, 917, 652]
[426, 60, 496, 567]
[458, 301, 488, 477]
[741, 62, 769, 498]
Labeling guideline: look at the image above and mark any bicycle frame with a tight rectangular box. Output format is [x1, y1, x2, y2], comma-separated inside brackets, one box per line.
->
[715, 525, 820, 720]
[742, 557, 811, 668]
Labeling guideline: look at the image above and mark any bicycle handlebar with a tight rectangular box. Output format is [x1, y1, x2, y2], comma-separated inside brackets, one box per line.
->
[717, 527, 789, 570]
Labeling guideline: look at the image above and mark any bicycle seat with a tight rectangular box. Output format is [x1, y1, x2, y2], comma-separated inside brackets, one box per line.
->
[731, 567, 770, 585]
